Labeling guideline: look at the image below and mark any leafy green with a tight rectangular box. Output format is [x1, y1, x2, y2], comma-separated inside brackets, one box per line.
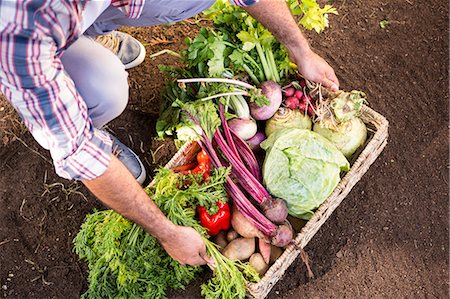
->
[146, 168, 260, 299]
[261, 128, 349, 219]
[73, 210, 201, 299]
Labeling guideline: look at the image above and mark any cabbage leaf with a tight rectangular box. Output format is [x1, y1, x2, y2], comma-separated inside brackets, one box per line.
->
[261, 128, 349, 219]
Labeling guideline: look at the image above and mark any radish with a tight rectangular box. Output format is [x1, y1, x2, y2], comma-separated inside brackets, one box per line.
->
[285, 96, 299, 109]
[249, 81, 282, 120]
[294, 90, 304, 99]
[283, 87, 295, 97]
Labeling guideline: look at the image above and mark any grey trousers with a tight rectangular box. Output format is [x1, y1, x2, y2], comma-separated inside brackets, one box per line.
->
[61, 0, 215, 128]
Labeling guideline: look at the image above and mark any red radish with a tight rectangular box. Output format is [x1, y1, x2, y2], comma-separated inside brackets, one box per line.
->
[298, 102, 308, 112]
[299, 78, 306, 88]
[283, 87, 295, 97]
[301, 95, 312, 104]
[285, 96, 299, 109]
[294, 90, 304, 99]
[307, 105, 316, 117]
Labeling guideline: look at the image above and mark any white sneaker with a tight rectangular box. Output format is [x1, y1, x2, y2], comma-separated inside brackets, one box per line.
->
[95, 31, 146, 69]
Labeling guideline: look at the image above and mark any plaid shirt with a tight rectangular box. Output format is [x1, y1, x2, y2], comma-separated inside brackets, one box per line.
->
[0, 0, 259, 180]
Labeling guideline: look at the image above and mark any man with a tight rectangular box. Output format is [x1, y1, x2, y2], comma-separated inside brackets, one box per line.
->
[0, 0, 339, 267]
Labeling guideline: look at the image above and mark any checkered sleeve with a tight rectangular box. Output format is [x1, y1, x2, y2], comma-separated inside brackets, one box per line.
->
[229, 0, 260, 7]
[0, 28, 113, 180]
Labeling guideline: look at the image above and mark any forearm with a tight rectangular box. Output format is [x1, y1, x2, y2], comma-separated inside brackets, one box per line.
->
[82, 155, 175, 243]
[244, 0, 311, 55]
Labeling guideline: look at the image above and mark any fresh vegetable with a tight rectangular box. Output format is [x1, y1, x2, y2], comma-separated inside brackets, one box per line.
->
[223, 238, 256, 261]
[198, 201, 231, 236]
[314, 90, 367, 158]
[192, 149, 212, 181]
[283, 87, 295, 97]
[314, 117, 367, 159]
[258, 238, 271, 264]
[261, 128, 350, 220]
[285, 96, 300, 109]
[226, 229, 239, 242]
[149, 168, 260, 299]
[228, 118, 257, 141]
[249, 253, 269, 276]
[213, 231, 228, 249]
[250, 81, 282, 120]
[231, 205, 265, 239]
[73, 211, 202, 299]
[265, 107, 312, 137]
[246, 131, 266, 153]
[181, 100, 293, 247]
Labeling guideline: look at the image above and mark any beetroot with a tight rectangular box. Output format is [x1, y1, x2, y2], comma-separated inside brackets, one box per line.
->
[271, 222, 294, 247]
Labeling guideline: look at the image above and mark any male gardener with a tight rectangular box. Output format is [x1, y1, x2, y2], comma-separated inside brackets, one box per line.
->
[0, 0, 339, 266]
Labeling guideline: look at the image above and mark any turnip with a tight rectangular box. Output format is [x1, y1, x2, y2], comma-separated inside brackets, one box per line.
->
[265, 107, 312, 137]
[284, 96, 299, 109]
[250, 81, 282, 120]
[228, 95, 257, 141]
[249, 253, 269, 276]
[246, 131, 266, 153]
[228, 118, 257, 141]
[222, 238, 256, 261]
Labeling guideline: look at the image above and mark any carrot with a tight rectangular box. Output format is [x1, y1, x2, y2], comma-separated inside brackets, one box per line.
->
[171, 163, 198, 173]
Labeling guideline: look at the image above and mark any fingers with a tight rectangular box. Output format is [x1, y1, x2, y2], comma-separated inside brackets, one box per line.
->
[322, 77, 339, 92]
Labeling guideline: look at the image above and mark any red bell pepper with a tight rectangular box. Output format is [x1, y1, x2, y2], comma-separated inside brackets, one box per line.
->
[197, 201, 231, 236]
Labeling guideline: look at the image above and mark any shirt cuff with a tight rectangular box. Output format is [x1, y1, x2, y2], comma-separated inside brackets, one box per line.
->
[54, 128, 113, 181]
[229, 0, 260, 7]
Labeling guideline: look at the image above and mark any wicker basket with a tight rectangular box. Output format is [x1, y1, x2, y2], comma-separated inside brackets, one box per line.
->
[158, 105, 389, 299]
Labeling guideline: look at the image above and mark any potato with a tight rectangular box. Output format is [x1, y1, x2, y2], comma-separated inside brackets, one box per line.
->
[226, 229, 239, 242]
[249, 253, 269, 276]
[222, 238, 255, 261]
[213, 231, 228, 250]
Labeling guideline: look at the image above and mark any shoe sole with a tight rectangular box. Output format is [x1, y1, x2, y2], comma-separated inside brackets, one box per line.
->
[124, 41, 146, 70]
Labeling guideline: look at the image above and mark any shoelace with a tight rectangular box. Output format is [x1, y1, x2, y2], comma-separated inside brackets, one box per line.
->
[95, 33, 120, 55]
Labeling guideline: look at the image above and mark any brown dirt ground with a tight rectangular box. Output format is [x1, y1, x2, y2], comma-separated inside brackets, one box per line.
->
[0, 0, 448, 298]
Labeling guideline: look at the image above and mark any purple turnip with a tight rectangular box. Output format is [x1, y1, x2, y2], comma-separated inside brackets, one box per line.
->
[228, 118, 257, 141]
[246, 131, 266, 153]
[250, 81, 282, 120]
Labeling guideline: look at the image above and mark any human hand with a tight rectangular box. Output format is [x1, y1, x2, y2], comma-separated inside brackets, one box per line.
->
[160, 225, 214, 267]
[291, 49, 340, 91]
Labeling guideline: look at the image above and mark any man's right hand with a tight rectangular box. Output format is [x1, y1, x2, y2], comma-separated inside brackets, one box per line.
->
[160, 225, 214, 266]
[83, 156, 214, 267]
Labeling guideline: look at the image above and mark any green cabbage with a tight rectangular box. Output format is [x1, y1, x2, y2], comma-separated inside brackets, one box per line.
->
[261, 128, 350, 219]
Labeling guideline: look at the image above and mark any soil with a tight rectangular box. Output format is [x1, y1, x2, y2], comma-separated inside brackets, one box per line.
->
[0, 0, 448, 298]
